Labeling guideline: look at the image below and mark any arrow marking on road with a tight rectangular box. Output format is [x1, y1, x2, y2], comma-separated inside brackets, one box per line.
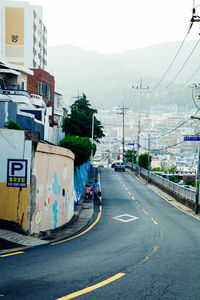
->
[113, 214, 139, 223]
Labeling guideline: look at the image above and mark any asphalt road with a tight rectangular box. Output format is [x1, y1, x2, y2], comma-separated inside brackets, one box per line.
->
[1, 168, 200, 299]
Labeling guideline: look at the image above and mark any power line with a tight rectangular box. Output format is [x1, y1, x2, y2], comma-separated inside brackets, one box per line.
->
[140, 109, 199, 141]
[151, 32, 189, 92]
[160, 38, 200, 93]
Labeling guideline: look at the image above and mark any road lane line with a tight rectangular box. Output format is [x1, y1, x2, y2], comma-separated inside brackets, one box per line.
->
[131, 196, 135, 200]
[125, 188, 128, 191]
[159, 229, 164, 239]
[136, 202, 140, 205]
[151, 218, 158, 225]
[0, 251, 24, 258]
[141, 246, 159, 264]
[142, 209, 148, 215]
[128, 192, 131, 195]
[56, 273, 126, 300]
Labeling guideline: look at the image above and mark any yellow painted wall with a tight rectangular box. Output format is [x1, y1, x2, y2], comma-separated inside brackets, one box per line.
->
[6, 7, 24, 45]
[0, 183, 30, 231]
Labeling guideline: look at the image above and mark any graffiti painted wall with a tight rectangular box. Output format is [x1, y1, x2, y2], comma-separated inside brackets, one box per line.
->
[31, 143, 74, 234]
[74, 162, 90, 207]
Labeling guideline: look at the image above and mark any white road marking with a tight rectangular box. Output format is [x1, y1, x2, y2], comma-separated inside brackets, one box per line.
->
[113, 214, 139, 223]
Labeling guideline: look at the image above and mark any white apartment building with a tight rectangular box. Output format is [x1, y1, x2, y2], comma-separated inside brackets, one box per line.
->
[0, 0, 47, 69]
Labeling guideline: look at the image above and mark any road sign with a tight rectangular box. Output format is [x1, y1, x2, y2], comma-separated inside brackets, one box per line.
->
[128, 143, 134, 146]
[7, 159, 28, 188]
[184, 136, 200, 141]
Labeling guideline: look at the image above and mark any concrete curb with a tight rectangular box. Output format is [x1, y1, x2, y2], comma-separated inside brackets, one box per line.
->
[0, 199, 94, 254]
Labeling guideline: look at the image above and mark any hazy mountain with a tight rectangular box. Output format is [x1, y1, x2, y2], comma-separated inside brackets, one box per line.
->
[47, 41, 200, 112]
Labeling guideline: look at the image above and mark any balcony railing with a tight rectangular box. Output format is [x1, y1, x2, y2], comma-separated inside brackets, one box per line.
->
[0, 88, 30, 104]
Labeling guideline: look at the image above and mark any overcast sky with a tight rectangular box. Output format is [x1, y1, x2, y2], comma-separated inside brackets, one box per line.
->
[29, 0, 199, 53]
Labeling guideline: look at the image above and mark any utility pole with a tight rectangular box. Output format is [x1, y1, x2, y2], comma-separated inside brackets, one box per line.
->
[72, 90, 81, 100]
[117, 105, 128, 162]
[147, 133, 151, 183]
[132, 77, 149, 174]
[195, 145, 200, 214]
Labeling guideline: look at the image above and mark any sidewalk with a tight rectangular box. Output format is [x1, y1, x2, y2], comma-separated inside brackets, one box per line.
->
[0, 176, 95, 255]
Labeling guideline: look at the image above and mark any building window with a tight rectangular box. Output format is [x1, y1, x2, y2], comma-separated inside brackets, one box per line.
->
[38, 82, 50, 98]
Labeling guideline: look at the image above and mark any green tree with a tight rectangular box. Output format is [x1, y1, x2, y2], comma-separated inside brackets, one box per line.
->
[62, 94, 105, 143]
[125, 149, 136, 163]
[139, 152, 152, 170]
[166, 165, 176, 173]
[60, 135, 95, 167]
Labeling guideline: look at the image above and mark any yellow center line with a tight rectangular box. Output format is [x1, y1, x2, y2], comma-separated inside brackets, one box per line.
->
[142, 209, 148, 215]
[159, 229, 164, 239]
[128, 192, 131, 195]
[0, 251, 24, 258]
[131, 196, 135, 200]
[141, 246, 159, 264]
[56, 273, 126, 300]
[125, 188, 128, 191]
[151, 218, 158, 225]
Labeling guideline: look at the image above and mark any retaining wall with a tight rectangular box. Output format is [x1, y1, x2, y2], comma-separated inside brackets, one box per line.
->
[0, 128, 76, 234]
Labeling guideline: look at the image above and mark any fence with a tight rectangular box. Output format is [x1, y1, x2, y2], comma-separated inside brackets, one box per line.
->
[126, 163, 196, 206]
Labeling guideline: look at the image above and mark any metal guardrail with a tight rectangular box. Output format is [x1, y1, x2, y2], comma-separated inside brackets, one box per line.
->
[126, 162, 196, 203]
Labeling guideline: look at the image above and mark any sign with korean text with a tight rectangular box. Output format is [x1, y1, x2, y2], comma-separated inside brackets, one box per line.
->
[7, 159, 28, 188]
[184, 136, 200, 141]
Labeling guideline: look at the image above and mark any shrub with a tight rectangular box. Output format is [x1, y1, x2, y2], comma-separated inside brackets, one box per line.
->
[7, 119, 21, 130]
[169, 175, 180, 183]
[185, 179, 195, 187]
[60, 135, 93, 167]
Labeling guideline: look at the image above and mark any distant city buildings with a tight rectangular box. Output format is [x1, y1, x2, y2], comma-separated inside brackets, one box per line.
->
[0, 0, 47, 69]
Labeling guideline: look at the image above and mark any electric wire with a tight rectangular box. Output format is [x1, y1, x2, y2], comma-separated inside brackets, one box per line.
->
[138, 109, 200, 142]
[151, 31, 189, 92]
[160, 38, 200, 93]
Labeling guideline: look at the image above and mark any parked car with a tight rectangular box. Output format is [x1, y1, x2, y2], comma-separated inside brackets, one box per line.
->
[114, 162, 126, 172]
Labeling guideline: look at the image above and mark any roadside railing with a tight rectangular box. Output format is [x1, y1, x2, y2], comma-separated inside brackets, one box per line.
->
[126, 162, 196, 203]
